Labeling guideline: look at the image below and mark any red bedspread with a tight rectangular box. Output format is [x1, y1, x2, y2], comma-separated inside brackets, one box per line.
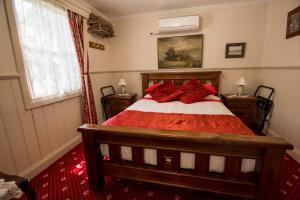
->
[103, 110, 254, 136]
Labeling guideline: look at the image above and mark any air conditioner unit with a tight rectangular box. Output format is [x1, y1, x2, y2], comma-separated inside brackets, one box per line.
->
[158, 16, 200, 33]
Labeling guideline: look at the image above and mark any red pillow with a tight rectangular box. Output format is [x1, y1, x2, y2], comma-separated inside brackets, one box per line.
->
[145, 83, 160, 93]
[179, 80, 210, 104]
[155, 89, 184, 102]
[149, 81, 184, 102]
[202, 83, 217, 95]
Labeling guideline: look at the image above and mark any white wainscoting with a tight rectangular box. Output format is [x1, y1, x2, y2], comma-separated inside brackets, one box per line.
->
[0, 78, 82, 179]
[259, 68, 300, 152]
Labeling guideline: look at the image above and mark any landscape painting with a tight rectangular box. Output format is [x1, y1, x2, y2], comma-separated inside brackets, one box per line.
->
[158, 35, 203, 69]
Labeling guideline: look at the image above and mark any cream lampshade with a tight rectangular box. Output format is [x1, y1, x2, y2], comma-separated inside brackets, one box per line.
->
[235, 77, 247, 96]
[118, 78, 127, 94]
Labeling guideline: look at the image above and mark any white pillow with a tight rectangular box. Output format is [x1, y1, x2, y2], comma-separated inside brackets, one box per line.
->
[144, 94, 152, 98]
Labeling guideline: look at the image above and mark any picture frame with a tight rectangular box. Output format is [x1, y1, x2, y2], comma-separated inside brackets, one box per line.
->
[157, 35, 203, 69]
[225, 43, 246, 58]
[286, 6, 300, 39]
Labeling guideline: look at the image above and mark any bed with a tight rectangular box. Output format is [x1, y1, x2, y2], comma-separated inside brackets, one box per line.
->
[78, 71, 293, 200]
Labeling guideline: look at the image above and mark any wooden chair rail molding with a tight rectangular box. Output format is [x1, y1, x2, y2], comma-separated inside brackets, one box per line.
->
[78, 124, 293, 200]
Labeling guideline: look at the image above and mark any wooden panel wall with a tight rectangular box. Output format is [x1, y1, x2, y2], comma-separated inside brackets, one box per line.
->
[0, 78, 82, 175]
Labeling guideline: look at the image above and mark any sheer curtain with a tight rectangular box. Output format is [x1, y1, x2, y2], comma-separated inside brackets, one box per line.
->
[68, 10, 98, 124]
[13, 0, 81, 99]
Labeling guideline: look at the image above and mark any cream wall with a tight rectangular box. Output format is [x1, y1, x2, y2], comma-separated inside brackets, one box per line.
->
[88, 3, 268, 121]
[259, 0, 300, 153]
[89, 3, 268, 71]
[0, 0, 17, 74]
[258, 70, 300, 150]
[0, 78, 82, 177]
[262, 0, 300, 66]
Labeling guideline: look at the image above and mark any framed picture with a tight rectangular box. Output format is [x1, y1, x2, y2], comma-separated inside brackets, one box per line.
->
[158, 35, 203, 69]
[286, 6, 300, 39]
[225, 43, 246, 58]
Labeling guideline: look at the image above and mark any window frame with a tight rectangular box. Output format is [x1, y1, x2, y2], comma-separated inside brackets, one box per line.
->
[5, 0, 82, 110]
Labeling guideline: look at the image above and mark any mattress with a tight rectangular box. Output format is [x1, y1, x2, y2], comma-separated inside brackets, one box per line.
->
[101, 96, 256, 173]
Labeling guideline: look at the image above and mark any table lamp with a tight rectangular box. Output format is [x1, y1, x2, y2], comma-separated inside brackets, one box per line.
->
[118, 78, 127, 95]
[236, 77, 247, 96]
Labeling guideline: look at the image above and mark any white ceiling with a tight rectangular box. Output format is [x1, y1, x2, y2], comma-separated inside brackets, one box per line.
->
[84, 0, 260, 17]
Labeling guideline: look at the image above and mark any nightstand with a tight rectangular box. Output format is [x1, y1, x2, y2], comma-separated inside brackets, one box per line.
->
[221, 94, 257, 131]
[108, 93, 137, 117]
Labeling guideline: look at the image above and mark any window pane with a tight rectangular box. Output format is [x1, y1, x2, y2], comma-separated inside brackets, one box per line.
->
[13, 0, 81, 99]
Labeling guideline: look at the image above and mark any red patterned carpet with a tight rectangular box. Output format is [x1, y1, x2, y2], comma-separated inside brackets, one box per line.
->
[21, 144, 300, 200]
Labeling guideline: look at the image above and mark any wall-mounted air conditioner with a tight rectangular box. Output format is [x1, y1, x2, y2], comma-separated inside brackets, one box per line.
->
[158, 16, 200, 33]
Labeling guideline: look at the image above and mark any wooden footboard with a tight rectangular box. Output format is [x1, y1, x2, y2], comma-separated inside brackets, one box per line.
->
[78, 124, 293, 200]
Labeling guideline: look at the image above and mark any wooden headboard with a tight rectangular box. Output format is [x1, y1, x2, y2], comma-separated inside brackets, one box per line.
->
[141, 71, 222, 96]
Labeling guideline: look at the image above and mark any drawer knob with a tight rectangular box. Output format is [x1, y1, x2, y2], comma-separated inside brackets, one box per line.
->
[164, 156, 173, 167]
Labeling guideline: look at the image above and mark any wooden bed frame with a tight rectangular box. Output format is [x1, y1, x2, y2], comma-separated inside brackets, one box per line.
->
[78, 71, 293, 200]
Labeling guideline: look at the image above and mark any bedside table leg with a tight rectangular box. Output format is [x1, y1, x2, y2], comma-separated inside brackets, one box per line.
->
[19, 180, 36, 200]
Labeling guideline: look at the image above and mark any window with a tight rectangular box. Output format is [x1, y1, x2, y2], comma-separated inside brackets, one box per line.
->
[13, 0, 81, 100]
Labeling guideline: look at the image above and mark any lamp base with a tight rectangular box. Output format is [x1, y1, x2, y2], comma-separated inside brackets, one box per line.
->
[117, 93, 130, 97]
[120, 85, 127, 95]
[237, 85, 243, 96]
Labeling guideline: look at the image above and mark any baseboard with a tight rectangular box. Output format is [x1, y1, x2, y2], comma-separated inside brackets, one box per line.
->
[267, 129, 300, 164]
[19, 135, 82, 180]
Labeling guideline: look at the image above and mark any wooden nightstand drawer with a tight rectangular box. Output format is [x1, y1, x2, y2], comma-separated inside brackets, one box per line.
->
[110, 107, 127, 115]
[231, 109, 256, 121]
[110, 99, 132, 107]
[108, 93, 137, 117]
[221, 94, 257, 132]
[227, 101, 256, 109]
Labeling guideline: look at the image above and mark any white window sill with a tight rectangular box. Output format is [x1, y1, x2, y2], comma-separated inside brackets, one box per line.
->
[24, 90, 82, 110]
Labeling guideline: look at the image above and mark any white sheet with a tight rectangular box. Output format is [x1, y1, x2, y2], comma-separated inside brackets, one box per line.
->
[101, 96, 256, 173]
[127, 96, 233, 116]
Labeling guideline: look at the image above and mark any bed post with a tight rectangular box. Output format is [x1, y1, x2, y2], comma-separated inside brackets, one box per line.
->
[256, 148, 286, 200]
[141, 73, 148, 97]
[81, 131, 104, 190]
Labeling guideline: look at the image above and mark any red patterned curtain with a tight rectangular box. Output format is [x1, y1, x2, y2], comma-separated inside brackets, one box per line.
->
[68, 10, 98, 124]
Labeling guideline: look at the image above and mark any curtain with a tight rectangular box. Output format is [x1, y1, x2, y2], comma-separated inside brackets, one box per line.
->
[67, 10, 98, 124]
[13, 0, 81, 99]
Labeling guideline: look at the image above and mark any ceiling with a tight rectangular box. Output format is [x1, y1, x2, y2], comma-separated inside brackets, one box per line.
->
[84, 0, 260, 17]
